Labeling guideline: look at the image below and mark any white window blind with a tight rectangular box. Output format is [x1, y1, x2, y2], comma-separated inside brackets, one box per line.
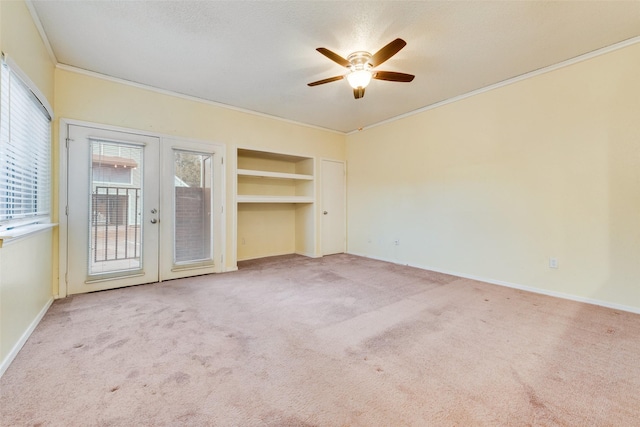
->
[0, 56, 52, 229]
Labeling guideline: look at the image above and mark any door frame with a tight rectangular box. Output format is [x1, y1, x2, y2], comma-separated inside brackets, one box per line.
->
[65, 124, 161, 294]
[58, 119, 227, 298]
[320, 158, 347, 255]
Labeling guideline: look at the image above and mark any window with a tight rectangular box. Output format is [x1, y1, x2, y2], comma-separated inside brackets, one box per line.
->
[0, 55, 52, 231]
[92, 163, 133, 185]
[91, 141, 139, 185]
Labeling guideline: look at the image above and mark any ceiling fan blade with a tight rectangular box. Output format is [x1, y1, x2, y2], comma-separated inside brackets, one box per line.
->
[373, 71, 415, 82]
[353, 87, 365, 99]
[316, 48, 350, 67]
[307, 75, 344, 86]
[371, 38, 407, 67]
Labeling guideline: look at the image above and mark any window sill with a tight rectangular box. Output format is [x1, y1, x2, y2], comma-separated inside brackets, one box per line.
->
[0, 223, 57, 248]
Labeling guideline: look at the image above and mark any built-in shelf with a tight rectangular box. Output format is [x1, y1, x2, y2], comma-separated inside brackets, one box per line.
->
[236, 148, 315, 204]
[236, 148, 316, 261]
[236, 195, 314, 203]
[237, 168, 313, 181]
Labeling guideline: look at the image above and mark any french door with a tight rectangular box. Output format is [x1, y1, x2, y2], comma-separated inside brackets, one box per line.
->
[64, 123, 223, 295]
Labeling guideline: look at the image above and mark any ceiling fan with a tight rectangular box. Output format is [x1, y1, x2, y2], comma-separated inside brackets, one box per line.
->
[308, 38, 415, 99]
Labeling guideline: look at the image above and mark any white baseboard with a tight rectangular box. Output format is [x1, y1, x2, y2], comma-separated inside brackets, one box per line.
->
[237, 251, 317, 263]
[295, 251, 321, 259]
[0, 297, 54, 378]
[236, 254, 287, 262]
[347, 251, 640, 315]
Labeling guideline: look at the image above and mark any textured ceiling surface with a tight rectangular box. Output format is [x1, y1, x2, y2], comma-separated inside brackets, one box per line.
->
[31, 1, 640, 133]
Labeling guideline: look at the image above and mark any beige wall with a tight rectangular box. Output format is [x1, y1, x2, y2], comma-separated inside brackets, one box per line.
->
[346, 42, 640, 311]
[237, 204, 297, 260]
[0, 231, 54, 365]
[0, 0, 55, 371]
[0, 1, 54, 103]
[54, 67, 346, 282]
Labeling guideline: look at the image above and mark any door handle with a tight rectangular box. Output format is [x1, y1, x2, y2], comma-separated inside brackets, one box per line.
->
[323, 211, 328, 215]
[150, 218, 158, 224]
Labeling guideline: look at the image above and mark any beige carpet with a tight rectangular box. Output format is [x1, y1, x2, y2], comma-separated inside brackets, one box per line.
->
[1, 254, 639, 426]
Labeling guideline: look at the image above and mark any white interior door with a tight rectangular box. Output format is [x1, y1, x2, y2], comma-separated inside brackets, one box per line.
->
[66, 124, 160, 294]
[321, 159, 346, 255]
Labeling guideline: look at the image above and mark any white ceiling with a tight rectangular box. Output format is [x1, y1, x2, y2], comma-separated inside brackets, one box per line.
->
[30, 1, 640, 134]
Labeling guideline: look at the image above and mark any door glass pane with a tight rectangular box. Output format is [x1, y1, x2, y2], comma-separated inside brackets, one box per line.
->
[89, 140, 143, 275]
[174, 150, 212, 264]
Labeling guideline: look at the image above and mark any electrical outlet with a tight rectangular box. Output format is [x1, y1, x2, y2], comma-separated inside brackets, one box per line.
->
[394, 239, 400, 246]
[242, 238, 246, 245]
[549, 257, 558, 269]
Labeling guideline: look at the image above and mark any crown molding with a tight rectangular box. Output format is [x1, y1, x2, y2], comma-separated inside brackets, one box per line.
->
[349, 35, 640, 135]
[25, 0, 58, 64]
[55, 64, 346, 136]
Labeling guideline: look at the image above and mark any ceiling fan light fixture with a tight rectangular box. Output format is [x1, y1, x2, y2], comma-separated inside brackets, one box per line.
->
[308, 39, 414, 99]
[346, 51, 373, 89]
[347, 69, 372, 89]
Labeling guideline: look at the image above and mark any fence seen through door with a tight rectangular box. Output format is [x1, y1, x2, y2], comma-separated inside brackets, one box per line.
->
[91, 186, 141, 273]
